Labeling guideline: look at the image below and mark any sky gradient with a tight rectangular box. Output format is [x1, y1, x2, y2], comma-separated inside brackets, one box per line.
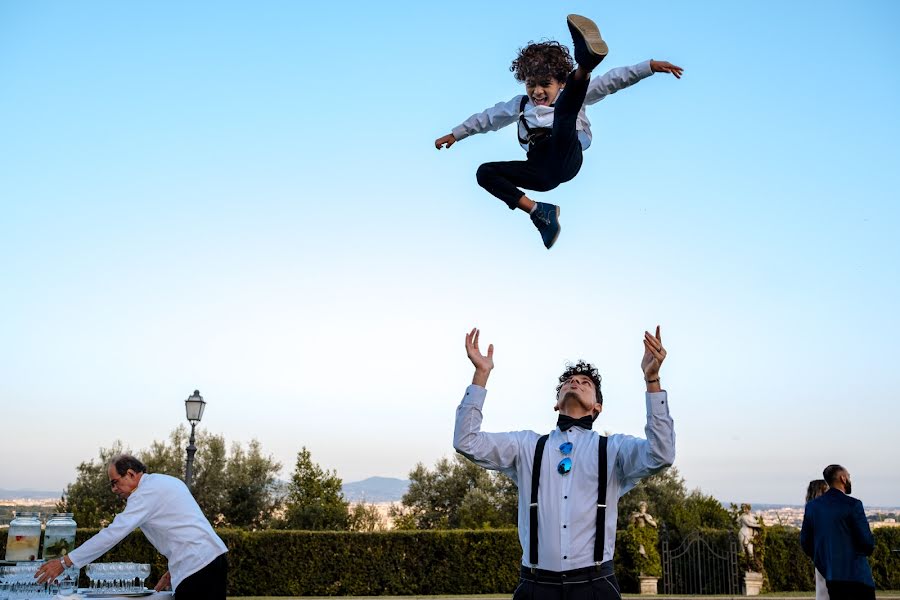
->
[1, 1, 898, 506]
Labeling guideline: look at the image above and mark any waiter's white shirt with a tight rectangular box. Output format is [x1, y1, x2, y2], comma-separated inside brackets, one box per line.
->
[67, 473, 228, 590]
[454, 385, 674, 571]
[451, 61, 654, 152]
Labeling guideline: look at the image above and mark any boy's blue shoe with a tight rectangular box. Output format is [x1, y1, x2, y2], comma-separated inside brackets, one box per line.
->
[567, 14, 608, 71]
[530, 202, 561, 249]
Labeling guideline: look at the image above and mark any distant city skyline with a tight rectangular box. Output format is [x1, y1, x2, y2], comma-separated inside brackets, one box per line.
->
[1, 1, 898, 506]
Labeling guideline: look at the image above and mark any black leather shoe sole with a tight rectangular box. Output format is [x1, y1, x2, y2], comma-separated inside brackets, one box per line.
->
[567, 14, 608, 70]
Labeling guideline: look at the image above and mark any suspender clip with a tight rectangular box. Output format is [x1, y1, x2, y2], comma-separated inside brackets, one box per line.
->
[597, 503, 607, 508]
[530, 502, 538, 507]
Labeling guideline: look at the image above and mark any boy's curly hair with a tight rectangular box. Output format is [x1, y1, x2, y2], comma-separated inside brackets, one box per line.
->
[555, 360, 603, 405]
[510, 40, 574, 84]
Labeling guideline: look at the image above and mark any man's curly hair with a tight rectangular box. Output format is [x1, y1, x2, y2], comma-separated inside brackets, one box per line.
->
[510, 40, 574, 84]
[556, 360, 603, 405]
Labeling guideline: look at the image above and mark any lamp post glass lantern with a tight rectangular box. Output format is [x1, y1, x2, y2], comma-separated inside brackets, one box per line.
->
[184, 390, 206, 487]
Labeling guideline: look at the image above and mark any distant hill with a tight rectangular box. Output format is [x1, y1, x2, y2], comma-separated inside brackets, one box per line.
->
[0, 489, 61, 501]
[342, 477, 409, 503]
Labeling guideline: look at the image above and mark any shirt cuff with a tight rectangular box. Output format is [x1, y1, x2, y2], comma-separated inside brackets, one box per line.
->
[451, 124, 471, 142]
[645, 390, 669, 415]
[462, 384, 486, 407]
[637, 59, 653, 78]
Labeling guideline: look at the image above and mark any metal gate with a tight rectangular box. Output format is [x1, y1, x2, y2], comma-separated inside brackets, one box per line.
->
[661, 530, 740, 595]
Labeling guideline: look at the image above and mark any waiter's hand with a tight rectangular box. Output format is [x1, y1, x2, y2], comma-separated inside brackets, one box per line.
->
[155, 571, 172, 592]
[465, 327, 494, 387]
[34, 559, 64, 584]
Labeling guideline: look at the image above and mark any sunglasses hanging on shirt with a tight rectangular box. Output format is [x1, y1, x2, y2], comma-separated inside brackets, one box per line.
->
[557, 441, 573, 475]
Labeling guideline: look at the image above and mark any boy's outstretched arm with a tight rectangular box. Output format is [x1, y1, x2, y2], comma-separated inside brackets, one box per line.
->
[650, 60, 683, 78]
[435, 96, 522, 151]
[584, 60, 683, 105]
[435, 133, 457, 149]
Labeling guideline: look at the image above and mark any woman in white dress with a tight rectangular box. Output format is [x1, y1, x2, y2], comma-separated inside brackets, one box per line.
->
[805, 479, 830, 600]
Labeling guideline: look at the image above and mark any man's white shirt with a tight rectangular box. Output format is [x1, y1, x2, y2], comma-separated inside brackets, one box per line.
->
[67, 473, 227, 590]
[454, 384, 674, 571]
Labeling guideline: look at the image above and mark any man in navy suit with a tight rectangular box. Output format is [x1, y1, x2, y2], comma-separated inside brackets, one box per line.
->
[800, 464, 876, 600]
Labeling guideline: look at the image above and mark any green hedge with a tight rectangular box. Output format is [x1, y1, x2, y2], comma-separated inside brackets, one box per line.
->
[2, 526, 898, 595]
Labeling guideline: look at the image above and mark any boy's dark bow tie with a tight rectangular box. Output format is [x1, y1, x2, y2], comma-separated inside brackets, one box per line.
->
[557, 414, 594, 431]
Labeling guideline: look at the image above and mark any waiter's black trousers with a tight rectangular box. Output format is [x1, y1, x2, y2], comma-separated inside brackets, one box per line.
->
[476, 70, 588, 209]
[175, 553, 227, 599]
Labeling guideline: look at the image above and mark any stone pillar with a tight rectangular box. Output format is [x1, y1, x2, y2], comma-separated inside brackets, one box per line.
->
[743, 571, 764, 596]
[638, 575, 659, 595]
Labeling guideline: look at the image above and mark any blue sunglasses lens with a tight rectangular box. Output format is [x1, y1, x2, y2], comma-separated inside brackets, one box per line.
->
[559, 442, 573, 455]
[557, 457, 573, 475]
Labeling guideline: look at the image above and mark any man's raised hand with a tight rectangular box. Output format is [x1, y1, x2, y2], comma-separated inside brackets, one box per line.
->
[641, 325, 666, 386]
[465, 327, 493, 387]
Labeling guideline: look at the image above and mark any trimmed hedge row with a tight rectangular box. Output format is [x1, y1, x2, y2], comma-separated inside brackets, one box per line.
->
[2, 526, 898, 595]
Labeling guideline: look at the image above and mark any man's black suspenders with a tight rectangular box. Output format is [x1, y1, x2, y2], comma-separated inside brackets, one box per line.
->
[529, 434, 550, 565]
[529, 433, 609, 568]
[594, 435, 608, 564]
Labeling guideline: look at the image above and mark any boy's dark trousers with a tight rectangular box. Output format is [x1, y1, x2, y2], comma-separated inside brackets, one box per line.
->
[476, 70, 589, 209]
[514, 565, 623, 600]
[174, 553, 227, 599]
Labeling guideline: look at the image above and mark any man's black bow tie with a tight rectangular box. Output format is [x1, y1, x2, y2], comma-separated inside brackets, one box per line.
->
[557, 414, 594, 431]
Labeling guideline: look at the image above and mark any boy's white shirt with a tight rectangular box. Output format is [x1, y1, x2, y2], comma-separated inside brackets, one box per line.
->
[451, 60, 653, 151]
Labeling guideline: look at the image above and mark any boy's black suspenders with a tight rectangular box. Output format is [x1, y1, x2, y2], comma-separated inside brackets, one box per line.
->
[529, 433, 609, 568]
[518, 96, 553, 149]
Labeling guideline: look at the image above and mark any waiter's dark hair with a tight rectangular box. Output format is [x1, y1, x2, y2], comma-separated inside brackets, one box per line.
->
[556, 360, 603, 405]
[823, 464, 845, 486]
[109, 454, 147, 476]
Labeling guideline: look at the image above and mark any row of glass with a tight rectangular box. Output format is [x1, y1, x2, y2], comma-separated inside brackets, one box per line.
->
[85, 562, 152, 592]
[0, 564, 76, 598]
[0, 561, 151, 598]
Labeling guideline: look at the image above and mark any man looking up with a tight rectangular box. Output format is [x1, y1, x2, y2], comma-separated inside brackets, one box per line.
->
[454, 326, 675, 599]
[36, 454, 228, 599]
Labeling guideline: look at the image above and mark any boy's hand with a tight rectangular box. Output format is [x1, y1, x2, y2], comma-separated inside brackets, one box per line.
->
[650, 60, 683, 79]
[435, 133, 457, 149]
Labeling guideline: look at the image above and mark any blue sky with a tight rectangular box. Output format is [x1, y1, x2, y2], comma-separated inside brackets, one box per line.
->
[1, 1, 898, 506]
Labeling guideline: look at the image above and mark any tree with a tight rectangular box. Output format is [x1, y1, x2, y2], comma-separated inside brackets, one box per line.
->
[393, 454, 517, 529]
[277, 447, 349, 530]
[617, 467, 731, 538]
[221, 440, 281, 529]
[58, 442, 128, 527]
[348, 502, 385, 532]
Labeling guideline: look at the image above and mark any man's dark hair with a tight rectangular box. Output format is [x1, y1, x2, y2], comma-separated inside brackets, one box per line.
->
[109, 454, 147, 476]
[556, 360, 603, 405]
[823, 464, 845, 486]
[510, 40, 574, 84]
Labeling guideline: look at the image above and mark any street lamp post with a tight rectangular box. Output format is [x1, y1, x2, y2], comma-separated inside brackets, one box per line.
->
[184, 390, 206, 488]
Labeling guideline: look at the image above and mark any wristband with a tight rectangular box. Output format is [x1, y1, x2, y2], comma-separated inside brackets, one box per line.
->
[59, 558, 68, 570]
[645, 378, 660, 384]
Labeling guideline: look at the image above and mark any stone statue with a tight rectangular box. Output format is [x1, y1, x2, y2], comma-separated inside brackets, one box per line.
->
[737, 503, 761, 558]
[630, 501, 658, 558]
[631, 501, 658, 529]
